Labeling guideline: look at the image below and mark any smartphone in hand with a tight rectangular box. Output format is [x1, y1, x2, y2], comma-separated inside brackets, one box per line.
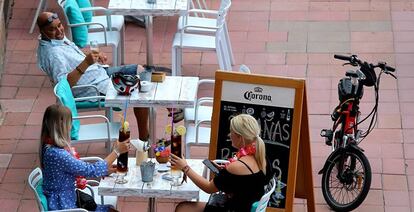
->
[203, 159, 220, 175]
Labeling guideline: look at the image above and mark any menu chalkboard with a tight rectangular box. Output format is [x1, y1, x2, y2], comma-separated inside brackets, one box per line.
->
[209, 71, 315, 212]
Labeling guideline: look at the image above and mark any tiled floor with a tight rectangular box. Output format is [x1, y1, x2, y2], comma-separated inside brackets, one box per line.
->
[1, 0, 414, 211]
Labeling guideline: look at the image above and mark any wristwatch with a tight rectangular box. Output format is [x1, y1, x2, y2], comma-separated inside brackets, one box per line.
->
[75, 66, 84, 74]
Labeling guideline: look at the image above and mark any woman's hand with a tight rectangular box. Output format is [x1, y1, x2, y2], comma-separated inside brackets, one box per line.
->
[170, 153, 188, 171]
[108, 164, 117, 174]
[212, 161, 226, 169]
[114, 139, 130, 154]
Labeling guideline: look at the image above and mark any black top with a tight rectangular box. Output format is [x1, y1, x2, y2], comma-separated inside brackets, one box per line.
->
[212, 161, 266, 212]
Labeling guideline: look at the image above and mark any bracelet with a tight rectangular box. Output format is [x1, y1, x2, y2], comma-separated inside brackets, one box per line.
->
[76, 66, 84, 74]
[113, 148, 120, 158]
[182, 165, 190, 174]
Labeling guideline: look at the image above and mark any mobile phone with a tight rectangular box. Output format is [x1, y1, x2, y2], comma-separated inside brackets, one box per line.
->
[203, 159, 220, 175]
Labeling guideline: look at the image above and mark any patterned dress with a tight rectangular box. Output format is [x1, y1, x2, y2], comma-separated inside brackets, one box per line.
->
[42, 146, 110, 211]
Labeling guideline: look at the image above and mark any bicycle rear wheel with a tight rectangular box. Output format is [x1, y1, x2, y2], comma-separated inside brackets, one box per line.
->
[321, 148, 371, 211]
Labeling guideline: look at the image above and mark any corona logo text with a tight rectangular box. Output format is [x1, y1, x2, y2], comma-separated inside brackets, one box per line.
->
[244, 87, 272, 102]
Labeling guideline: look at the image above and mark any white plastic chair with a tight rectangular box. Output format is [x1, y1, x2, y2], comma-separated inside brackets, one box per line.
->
[184, 65, 251, 129]
[78, 0, 125, 65]
[252, 177, 276, 212]
[54, 79, 121, 153]
[29, 0, 49, 34]
[56, 0, 123, 66]
[183, 79, 214, 128]
[184, 66, 251, 157]
[185, 119, 211, 158]
[30, 0, 125, 38]
[29, 158, 117, 211]
[171, 0, 232, 76]
[41, 67, 115, 122]
[178, 0, 234, 65]
[71, 84, 114, 122]
[77, 157, 118, 208]
[189, 0, 209, 17]
[29, 167, 87, 212]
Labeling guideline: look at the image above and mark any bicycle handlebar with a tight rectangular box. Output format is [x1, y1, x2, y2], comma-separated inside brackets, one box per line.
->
[376, 63, 395, 72]
[334, 54, 395, 72]
[334, 54, 352, 61]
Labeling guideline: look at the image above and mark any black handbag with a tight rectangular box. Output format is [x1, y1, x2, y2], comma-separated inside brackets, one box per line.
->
[76, 189, 97, 211]
[204, 191, 231, 212]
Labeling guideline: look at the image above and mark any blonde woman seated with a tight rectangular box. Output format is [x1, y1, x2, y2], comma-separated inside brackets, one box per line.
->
[39, 104, 130, 211]
[171, 114, 267, 212]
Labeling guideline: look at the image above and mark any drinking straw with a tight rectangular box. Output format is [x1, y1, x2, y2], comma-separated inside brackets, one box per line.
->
[170, 108, 174, 137]
[123, 99, 128, 125]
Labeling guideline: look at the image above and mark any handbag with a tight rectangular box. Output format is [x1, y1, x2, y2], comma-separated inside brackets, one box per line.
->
[76, 189, 97, 211]
[204, 191, 230, 212]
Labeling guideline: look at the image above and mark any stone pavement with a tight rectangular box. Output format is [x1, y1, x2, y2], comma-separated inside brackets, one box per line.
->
[1, 0, 414, 211]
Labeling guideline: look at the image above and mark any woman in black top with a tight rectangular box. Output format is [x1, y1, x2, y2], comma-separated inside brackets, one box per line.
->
[171, 114, 267, 212]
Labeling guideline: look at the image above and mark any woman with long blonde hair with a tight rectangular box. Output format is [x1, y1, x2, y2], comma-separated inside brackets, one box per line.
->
[172, 114, 268, 212]
[39, 104, 129, 211]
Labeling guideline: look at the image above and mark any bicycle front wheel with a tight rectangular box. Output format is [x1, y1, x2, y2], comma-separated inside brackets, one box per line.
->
[321, 148, 371, 211]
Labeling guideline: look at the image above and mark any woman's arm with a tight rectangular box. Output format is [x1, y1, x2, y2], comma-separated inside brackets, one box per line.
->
[49, 148, 108, 177]
[170, 154, 219, 194]
[46, 140, 130, 177]
[185, 166, 219, 194]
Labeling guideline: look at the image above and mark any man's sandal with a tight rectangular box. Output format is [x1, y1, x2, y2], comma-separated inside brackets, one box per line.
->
[168, 109, 184, 123]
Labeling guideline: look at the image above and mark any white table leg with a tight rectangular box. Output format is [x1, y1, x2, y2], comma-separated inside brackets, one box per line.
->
[145, 16, 154, 66]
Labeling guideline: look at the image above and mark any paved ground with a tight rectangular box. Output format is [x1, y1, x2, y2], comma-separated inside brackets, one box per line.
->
[1, 0, 414, 211]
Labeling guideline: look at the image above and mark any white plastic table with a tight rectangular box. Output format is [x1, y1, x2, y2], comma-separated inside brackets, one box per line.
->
[108, 0, 189, 66]
[105, 76, 199, 152]
[98, 158, 204, 212]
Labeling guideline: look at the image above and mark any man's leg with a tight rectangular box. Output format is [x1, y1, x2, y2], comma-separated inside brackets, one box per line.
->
[106, 64, 141, 76]
[106, 65, 149, 140]
[124, 16, 146, 28]
[134, 107, 149, 140]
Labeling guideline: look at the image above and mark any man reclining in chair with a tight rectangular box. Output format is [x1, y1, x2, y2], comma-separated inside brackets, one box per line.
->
[36, 12, 152, 140]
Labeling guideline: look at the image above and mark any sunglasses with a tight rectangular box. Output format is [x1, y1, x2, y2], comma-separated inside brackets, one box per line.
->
[39, 13, 59, 28]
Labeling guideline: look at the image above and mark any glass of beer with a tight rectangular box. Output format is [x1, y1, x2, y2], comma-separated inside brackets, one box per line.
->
[115, 122, 130, 184]
[170, 134, 182, 186]
[90, 40, 109, 67]
[90, 40, 99, 53]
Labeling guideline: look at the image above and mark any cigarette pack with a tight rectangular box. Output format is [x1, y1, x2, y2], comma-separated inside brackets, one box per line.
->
[151, 71, 166, 82]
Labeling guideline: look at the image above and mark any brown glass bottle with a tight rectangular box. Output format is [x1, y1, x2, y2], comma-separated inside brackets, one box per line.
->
[117, 129, 130, 173]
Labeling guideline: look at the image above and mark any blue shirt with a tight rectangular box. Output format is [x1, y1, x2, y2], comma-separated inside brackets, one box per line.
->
[37, 37, 110, 98]
[42, 146, 108, 211]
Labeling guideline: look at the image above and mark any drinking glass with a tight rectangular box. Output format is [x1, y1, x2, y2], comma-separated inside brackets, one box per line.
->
[115, 128, 130, 184]
[170, 169, 182, 186]
[90, 40, 100, 54]
[90, 40, 109, 68]
[115, 170, 128, 184]
[170, 134, 183, 186]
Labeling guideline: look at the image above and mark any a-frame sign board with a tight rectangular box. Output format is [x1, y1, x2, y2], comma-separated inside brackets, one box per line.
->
[209, 71, 315, 212]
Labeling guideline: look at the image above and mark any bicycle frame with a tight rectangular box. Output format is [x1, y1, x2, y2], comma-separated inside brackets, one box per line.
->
[333, 100, 360, 150]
